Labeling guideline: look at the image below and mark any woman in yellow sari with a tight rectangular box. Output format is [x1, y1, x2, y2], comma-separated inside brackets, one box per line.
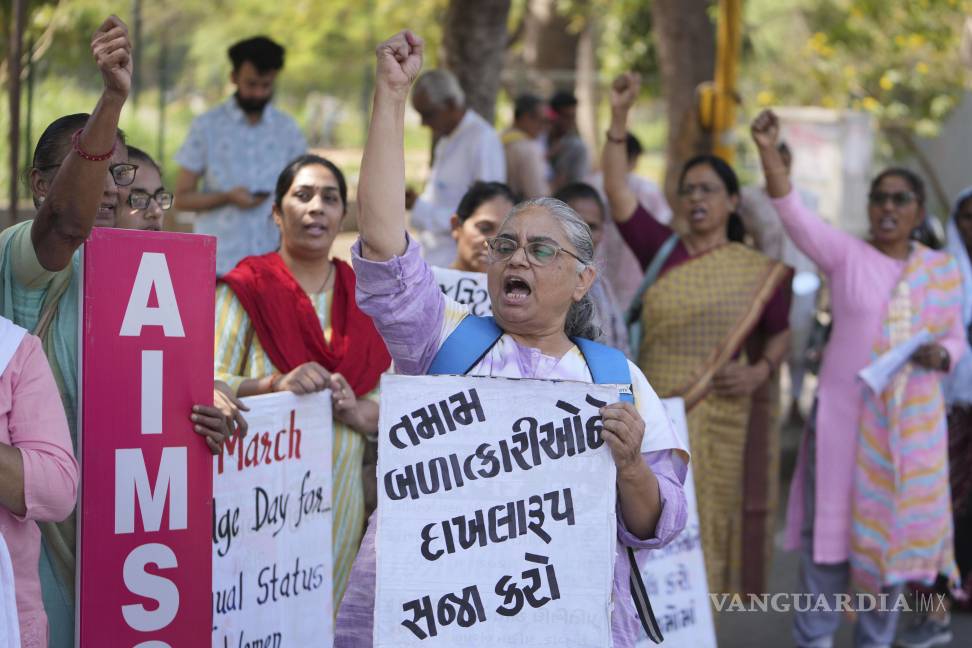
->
[603, 73, 792, 596]
[214, 154, 391, 612]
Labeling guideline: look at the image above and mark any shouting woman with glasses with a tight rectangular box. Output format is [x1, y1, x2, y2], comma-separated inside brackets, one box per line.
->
[602, 73, 792, 599]
[751, 110, 966, 648]
[115, 146, 173, 231]
[335, 32, 687, 648]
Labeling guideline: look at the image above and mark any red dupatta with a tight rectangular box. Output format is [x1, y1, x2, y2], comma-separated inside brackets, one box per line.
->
[220, 252, 390, 396]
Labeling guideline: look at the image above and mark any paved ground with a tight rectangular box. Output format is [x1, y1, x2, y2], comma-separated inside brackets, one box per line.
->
[716, 539, 971, 647]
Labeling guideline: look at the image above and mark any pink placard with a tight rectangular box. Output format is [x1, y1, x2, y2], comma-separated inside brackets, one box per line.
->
[78, 228, 216, 647]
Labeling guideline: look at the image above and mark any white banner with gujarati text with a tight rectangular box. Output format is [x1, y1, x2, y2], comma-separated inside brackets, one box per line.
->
[432, 266, 492, 316]
[375, 374, 617, 647]
[636, 398, 716, 647]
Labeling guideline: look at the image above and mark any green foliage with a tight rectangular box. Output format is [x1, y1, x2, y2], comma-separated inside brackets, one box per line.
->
[4, 0, 970, 202]
[598, 0, 659, 92]
[743, 0, 970, 140]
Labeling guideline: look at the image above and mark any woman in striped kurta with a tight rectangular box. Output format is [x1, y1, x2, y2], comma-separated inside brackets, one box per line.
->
[752, 110, 966, 648]
[214, 154, 391, 612]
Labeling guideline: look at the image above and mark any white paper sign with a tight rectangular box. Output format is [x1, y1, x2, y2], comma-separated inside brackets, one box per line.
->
[857, 328, 933, 395]
[375, 374, 617, 647]
[636, 398, 717, 648]
[432, 266, 492, 316]
[211, 391, 333, 648]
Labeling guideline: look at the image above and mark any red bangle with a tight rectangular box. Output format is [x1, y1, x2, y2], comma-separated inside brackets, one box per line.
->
[71, 129, 115, 162]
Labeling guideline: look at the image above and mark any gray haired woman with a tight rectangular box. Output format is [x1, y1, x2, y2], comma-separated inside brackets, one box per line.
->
[334, 30, 689, 648]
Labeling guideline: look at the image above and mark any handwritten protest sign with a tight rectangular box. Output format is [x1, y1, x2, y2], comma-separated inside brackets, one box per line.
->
[636, 398, 716, 648]
[432, 266, 492, 316]
[375, 374, 618, 647]
[211, 391, 333, 648]
[78, 229, 215, 647]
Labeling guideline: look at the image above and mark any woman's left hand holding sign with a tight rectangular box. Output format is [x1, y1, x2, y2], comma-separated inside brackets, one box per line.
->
[600, 402, 646, 475]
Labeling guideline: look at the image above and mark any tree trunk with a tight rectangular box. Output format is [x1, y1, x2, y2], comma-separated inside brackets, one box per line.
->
[7, 0, 26, 227]
[575, 15, 600, 166]
[651, 0, 716, 205]
[502, 0, 580, 99]
[523, 0, 578, 78]
[441, 0, 512, 124]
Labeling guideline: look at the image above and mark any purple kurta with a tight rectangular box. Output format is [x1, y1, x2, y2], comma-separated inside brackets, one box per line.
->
[335, 235, 688, 648]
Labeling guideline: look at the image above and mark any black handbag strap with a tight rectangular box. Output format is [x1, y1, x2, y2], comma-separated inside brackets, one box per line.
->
[628, 546, 664, 643]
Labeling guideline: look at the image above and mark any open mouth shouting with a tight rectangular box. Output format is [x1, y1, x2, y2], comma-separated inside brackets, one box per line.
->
[876, 215, 898, 233]
[501, 274, 533, 306]
[96, 201, 117, 226]
[689, 205, 708, 223]
[303, 222, 328, 237]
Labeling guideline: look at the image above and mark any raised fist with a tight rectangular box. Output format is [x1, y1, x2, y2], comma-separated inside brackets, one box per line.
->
[610, 72, 641, 114]
[375, 30, 424, 99]
[91, 15, 132, 100]
[750, 109, 781, 150]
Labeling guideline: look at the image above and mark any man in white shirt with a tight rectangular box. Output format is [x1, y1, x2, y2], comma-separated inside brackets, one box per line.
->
[406, 69, 505, 266]
[501, 94, 549, 201]
[174, 36, 306, 275]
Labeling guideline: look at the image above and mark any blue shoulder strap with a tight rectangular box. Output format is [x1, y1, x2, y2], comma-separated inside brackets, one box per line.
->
[573, 337, 634, 403]
[429, 315, 634, 404]
[427, 315, 503, 375]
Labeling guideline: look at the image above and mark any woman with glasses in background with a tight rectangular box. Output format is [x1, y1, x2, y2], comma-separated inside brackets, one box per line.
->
[751, 110, 966, 648]
[602, 73, 792, 599]
[115, 146, 173, 231]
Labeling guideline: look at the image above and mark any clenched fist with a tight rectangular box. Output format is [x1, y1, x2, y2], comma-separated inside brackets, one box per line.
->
[750, 109, 781, 150]
[91, 16, 132, 101]
[375, 30, 425, 100]
[610, 72, 642, 115]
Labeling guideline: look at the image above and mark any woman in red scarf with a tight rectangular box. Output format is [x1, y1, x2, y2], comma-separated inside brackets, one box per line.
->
[214, 154, 390, 611]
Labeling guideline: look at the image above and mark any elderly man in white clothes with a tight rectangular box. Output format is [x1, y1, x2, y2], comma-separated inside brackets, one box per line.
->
[405, 68, 506, 266]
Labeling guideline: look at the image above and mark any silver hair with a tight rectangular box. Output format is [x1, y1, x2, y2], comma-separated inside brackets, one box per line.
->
[413, 69, 466, 108]
[504, 197, 601, 341]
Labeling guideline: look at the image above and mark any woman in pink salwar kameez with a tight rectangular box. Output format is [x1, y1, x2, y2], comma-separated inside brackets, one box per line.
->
[752, 111, 966, 648]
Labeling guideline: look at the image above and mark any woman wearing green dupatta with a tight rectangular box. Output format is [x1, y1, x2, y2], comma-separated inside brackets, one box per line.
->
[0, 18, 242, 647]
[603, 73, 793, 597]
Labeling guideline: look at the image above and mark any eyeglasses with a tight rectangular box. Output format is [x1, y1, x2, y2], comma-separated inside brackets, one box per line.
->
[128, 189, 173, 210]
[484, 236, 585, 267]
[35, 162, 138, 187]
[677, 183, 723, 199]
[868, 191, 916, 208]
